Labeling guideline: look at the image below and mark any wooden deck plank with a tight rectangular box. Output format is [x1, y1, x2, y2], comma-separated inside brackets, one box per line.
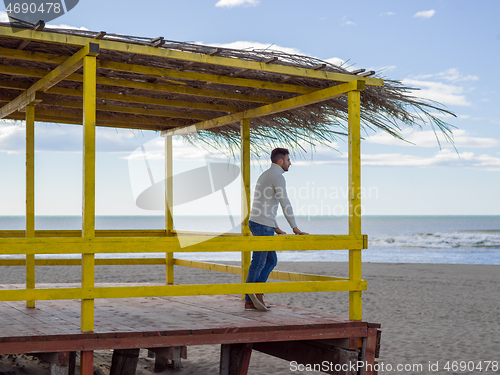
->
[0, 283, 376, 356]
[97, 296, 281, 335]
[7, 301, 82, 335]
[169, 295, 362, 330]
[0, 301, 54, 338]
[170, 294, 352, 322]
[97, 299, 204, 333]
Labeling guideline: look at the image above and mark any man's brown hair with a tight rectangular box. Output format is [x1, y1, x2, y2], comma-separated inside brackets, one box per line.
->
[271, 148, 289, 164]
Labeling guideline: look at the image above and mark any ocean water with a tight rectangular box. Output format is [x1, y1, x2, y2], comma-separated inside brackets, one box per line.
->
[1, 215, 499, 265]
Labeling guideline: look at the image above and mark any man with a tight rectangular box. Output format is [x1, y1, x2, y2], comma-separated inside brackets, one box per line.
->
[245, 148, 308, 311]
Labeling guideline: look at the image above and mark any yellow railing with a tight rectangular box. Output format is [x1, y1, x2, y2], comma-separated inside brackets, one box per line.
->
[0, 231, 368, 332]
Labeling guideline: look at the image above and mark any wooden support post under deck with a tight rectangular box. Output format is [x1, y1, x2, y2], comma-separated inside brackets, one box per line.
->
[348, 87, 363, 321]
[32, 351, 76, 375]
[25, 105, 35, 308]
[110, 349, 140, 375]
[240, 119, 251, 296]
[148, 346, 187, 371]
[154, 353, 168, 372]
[80, 351, 93, 375]
[81, 54, 96, 333]
[220, 343, 252, 375]
[165, 135, 174, 284]
[359, 328, 380, 375]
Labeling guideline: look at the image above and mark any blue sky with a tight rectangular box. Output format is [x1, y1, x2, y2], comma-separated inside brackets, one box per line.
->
[0, 0, 499, 217]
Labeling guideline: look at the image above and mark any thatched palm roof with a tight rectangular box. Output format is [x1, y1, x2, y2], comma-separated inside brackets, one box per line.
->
[0, 19, 454, 155]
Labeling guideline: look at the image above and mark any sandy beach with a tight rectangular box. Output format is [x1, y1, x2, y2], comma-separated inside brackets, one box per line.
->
[0, 261, 498, 374]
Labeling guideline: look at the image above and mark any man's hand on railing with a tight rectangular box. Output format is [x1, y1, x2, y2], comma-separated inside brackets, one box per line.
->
[293, 227, 309, 235]
[274, 227, 287, 235]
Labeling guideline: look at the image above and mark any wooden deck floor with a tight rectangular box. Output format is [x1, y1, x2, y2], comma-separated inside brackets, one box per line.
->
[0, 283, 376, 355]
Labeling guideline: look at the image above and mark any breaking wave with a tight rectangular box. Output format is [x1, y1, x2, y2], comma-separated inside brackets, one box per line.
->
[369, 230, 500, 249]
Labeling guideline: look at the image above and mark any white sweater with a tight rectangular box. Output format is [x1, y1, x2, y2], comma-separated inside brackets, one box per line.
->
[249, 163, 297, 229]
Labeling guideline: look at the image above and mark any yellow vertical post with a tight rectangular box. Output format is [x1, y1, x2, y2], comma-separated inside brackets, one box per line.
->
[348, 87, 363, 321]
[25, 105, 35, 308]
[241, 118, 251, 294]
[81, 54, 96, 333]
[165, 135, 174, 284]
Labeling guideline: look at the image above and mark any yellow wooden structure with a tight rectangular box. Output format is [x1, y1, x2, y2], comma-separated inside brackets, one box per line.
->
[0, 24, 382, 333]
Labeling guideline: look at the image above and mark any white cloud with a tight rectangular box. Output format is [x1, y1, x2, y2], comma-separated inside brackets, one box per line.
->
[215, 0, 259, 8]
[361, 149, 470, 167]
[366, 129, 499, 149]
[96, 127, 159, 153]
[449, 130, 499, 148]
[364, 65, 397, 74]
[325, 57, 389, 73]
[363, 150, 464, 167]
[341, 16, 356, 27]
[325, 57, 347, 68]
[413, 68, 478, 83]
[437, 68, 478, 82]
[0, 11, 8, 22]
[402, 78, 471, 106]
[381, 12, 395, 16]
[0, 122, 24, 154]
[414, 9, 436, 19]
[0, 121, 157, 154]
[47, 24, 89, 31]
[294, 149, 500, 170]
[404, 69, 478, 107]
[364, 150, 500, 169]
[125, 137, 229, 163]
[289, 136, 500, 170]
[203, 41, 303, 55]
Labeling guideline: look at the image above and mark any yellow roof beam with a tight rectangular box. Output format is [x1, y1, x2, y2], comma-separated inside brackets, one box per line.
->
[36, 100, 212, 120]
[0, 43, 99, 119]
[0, 65, 277, 104]
[6, 114, 173, 130]
[0, 46, 67, 63]
[91, 90, 239, 113]
[164, 80, 365, 136]
[6, 108, 183, 130]
[98, 60, 316, 94]
[0, 47, 317, 94]
[0, 79, 241, 113]
[0, 26, 384, 87]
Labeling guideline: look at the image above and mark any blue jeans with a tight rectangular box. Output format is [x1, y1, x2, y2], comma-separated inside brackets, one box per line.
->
[245, 220, 277, 302]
